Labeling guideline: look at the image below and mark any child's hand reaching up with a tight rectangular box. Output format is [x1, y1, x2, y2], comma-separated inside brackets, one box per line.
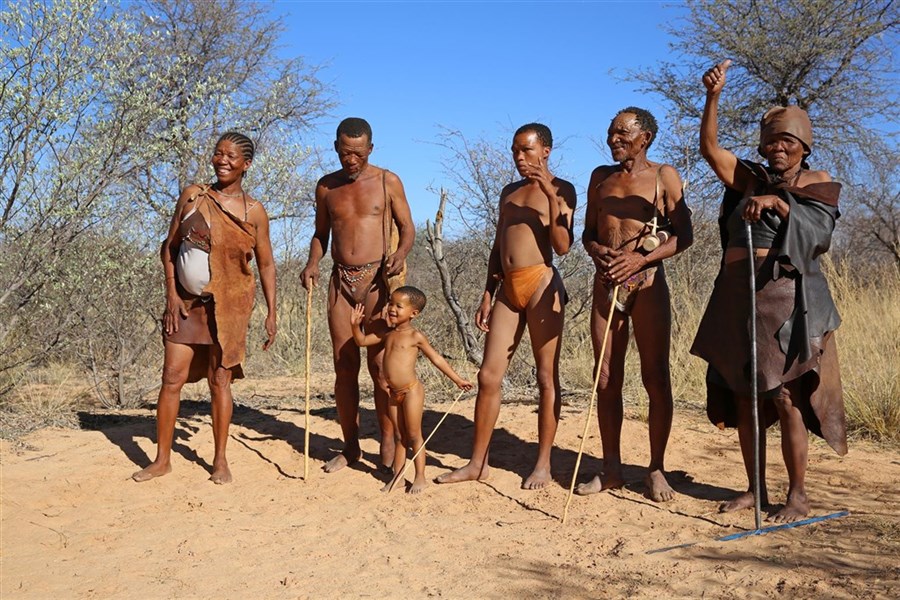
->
[350, 303, 365, 327]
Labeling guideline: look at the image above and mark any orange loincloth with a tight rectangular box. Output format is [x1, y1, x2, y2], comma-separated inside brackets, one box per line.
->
[389, 380, 421, 404]
[501, 264, 550, 311]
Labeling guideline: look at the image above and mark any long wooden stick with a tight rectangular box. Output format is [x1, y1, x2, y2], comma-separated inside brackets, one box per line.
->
[562, 284, 619, 524]
[387, 388, 468, 493]
[745, 221, 762, 530]
[304, 284, 313, 481]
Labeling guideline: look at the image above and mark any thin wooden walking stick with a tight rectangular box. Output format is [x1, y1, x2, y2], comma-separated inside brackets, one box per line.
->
[562, 284, 619, 524]
[304, 284, 313, 481]
[387, 388, 469, 493]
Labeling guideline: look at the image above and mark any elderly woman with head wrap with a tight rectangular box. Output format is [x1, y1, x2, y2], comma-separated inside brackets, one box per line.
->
[132, 131, 277, 485]
[692, 60, 846, 523]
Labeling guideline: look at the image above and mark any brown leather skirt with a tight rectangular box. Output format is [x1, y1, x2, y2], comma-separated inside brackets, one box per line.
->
[162, 288, 244, 382]
[164, 293, 216, 346]
[691, 254, 822, 398]
[691, 254, 846, 454]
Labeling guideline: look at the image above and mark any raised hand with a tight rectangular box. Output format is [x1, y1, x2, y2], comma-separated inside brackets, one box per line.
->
[350, 303, 366, 326]
[703, 59, 732, 95]
[521, 156, 553, 186]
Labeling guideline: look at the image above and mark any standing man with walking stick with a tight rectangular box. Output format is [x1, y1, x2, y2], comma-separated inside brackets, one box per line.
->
[577, 107, 693, 503]
[300, 118, 415, 475]
[693, 60, 847, 523]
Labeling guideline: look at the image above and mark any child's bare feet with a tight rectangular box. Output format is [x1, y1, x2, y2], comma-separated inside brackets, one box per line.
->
[769, 491, 809, 523]
[435, 462, 489, 484]
[645, 469, 675, 502]
[574, 472, 624, 496]
[409, 475, 427, 495]
[131, 462, 171, 482]
[210, 461, 232, 485]
[522, 465, 552, 490]
[323, 449, 360, 473]
[719, 490, 768, 513]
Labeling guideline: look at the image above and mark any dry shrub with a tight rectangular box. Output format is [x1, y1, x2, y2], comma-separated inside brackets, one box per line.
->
[0, 364, 88, 438]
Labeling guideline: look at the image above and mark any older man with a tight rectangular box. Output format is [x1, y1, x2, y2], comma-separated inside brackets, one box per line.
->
[300, 117, 415, 473]
[578, 107, 693, 502]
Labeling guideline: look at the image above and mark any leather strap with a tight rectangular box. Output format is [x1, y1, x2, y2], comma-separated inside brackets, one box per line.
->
[382, 170, 391, 260]
[654, 166, 668, 218]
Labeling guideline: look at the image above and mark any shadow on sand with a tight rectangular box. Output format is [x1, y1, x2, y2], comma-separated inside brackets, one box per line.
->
[77, 397, 733, 502]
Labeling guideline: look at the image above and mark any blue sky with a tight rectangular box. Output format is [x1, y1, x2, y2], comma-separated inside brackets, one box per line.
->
[275, 1, 688, 225]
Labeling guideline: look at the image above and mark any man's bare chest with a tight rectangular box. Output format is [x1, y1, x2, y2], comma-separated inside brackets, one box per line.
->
[595, 178, 659, 223]
[327, 190, 385, 221]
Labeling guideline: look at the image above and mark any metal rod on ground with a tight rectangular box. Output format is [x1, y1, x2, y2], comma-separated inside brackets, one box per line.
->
[387, 388, 469, 493]
[304, 284, 313, 481]
[645, 510, 850, 554]
[562, 284, 620, 525]
[745, 220, 762, 530]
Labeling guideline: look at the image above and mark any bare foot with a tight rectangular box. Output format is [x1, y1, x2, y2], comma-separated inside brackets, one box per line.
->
[768, 491, 809, 523]
[645, 469, 675, 502]
[435, 462, 489, 484]
[719, 490, 768, 513]
[409, 476, 427, 495]
[131, 462, 171, 482]
[574, 473, 624, 496]
[210, 462, 232, 485]
[323, 450, 360, 474]
[522, 466, 552, 490]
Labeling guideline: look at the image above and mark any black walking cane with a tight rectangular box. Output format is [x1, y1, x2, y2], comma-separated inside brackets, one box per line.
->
[745, 220, 762, 531]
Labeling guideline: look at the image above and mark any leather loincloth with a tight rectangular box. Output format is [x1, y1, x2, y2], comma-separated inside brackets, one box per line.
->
[610, 266, 658, 314]
[389, 379, 421, 404]
[500, 264, 551, 311]
[332, 260, 384, 306]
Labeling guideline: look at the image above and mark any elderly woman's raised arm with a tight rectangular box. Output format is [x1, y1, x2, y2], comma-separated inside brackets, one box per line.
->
[700, 60, 753, 192]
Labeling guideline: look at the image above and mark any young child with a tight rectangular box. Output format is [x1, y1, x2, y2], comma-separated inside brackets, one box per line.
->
[350, 286, 473, 494]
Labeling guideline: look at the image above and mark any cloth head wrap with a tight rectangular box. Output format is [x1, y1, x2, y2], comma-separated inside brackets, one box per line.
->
[758, 105, 813, 158]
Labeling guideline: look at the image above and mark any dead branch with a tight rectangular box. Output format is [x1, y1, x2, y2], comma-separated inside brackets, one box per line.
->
[425, 189, 483, 367]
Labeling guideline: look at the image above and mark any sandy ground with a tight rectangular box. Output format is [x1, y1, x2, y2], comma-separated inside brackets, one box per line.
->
[2, 377, 899, 599]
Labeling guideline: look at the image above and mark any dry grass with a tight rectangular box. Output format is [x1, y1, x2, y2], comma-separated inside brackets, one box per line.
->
[555, 258, 900, 443]
[2, 256, 897, 447]
[0, 363, 88, 438]
[826, 259, 900, 443]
